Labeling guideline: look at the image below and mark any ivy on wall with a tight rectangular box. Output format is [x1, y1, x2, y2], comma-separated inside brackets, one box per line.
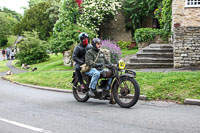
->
[154, 0, 172, 32]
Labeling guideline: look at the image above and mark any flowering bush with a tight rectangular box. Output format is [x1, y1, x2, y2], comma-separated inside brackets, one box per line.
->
[50, 0, 96, 54]
[101, 40, 122, 64]
[78, 0, 122, 32]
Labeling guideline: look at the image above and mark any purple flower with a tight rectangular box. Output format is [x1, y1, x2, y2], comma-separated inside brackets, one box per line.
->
[101, 39, 122, 64]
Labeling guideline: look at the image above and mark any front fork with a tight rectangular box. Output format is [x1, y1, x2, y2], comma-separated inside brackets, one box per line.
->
[110, 77, 121, 104]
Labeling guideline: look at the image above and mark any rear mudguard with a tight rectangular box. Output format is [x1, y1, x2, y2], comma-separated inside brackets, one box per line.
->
[72, 72, 77, 84]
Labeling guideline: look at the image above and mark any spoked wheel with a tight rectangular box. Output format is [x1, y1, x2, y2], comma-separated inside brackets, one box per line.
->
[113, 77, 140, 108]
[72, 77, 89, 102]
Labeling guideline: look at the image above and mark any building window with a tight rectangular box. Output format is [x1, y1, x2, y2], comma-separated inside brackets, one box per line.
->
[185, 0, 200, 7]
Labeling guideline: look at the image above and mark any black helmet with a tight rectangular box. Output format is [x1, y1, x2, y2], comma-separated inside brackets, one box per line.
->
[78, 32, 89, 41]
[92, 38, 101, 46]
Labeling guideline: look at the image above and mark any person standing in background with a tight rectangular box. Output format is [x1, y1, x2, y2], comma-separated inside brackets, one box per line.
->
[11, 49, 15, 60]
[6, 47, 10, 60]
[1, 49, 6, 60]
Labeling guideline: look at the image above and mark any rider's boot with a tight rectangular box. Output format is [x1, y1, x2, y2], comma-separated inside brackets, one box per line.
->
[88, 89, 96, 97]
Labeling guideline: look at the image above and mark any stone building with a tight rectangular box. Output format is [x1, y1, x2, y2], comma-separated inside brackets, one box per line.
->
[100, 11, 132, 42]
[172, 0, 200, 68]
[100, 11, 156, 42]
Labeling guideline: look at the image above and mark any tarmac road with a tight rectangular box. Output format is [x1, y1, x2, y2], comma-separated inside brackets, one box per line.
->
[0, 78, 200, 133]
[0, 50, 200, 133]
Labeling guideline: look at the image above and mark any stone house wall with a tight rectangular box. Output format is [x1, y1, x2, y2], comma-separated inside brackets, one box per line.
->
[101, 11, 132, 42]
[101, 11, 154, 42]
[172, 0, 200, 68]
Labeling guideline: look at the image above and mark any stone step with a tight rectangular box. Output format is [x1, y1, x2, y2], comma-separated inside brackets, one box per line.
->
[142, 47, 173, 53]
[126, 63, 174, 69]
[149, 44, 173, 48]
[137, 52, 174, 58]
[130, 57, 173, 63]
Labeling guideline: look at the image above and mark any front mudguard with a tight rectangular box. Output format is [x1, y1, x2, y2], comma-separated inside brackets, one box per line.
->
[111, 74, 135, 91]
[109, 74, 135, 104]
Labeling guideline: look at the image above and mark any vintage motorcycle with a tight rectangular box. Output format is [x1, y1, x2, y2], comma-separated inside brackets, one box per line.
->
[71, 61, 140, 108]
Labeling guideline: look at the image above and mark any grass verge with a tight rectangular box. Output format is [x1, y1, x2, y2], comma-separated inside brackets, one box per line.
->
[137, 72, 200, 103]
[13, 54, 73, 71]
[6, 71, 200, 103]
[5, 49, 200, 103]
[6, 71, 73, 89]
[0, 60, 8, 72]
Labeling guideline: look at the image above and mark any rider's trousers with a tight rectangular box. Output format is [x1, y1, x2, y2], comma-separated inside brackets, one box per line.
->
[75, 64, 84, 84]
[85, 68, 112, 90]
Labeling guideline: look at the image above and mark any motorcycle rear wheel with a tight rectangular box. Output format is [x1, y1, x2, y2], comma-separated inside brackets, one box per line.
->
[73, 78, 89, 102]
[113, 77, 140, 108]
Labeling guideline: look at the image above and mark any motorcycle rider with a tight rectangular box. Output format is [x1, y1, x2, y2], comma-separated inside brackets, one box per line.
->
[73, 32, 92, 89]
[85, 38, 112, 97]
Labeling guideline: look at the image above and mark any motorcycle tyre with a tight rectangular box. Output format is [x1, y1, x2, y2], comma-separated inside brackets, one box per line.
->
[113, 77, 140, 108]
[73, 78, 89, 102]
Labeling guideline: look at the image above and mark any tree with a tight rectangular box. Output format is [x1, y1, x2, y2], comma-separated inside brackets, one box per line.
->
[50, 0, 96, 54]
[123, 0, 162, 32]
[15, 2, 54, 40]
[0, 12, 18, 47]
[2, 7, 22, 21]
[29, 0, 46, 7]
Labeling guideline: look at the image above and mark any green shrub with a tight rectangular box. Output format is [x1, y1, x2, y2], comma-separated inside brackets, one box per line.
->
[134, 28, 169, 43]
[117, 41, 131, 49]
[16, 31, 49, 65]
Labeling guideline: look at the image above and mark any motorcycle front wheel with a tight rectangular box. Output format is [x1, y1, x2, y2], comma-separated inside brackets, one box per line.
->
[113, 77, 140, 108]
[72, 78, 89, 102]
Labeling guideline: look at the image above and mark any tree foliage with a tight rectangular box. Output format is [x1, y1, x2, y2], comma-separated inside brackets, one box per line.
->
[0, 11, 19, 47]
[123, 0, 162, 32]
[158, 0, 172, 31]
[1, 7, 22, 21]
[28, 0, 46, 7]
[16, 31, 49, 65]
[50, 0, 96, 54]
[0, 9, 20, 37]
[14, 1, 54, 40]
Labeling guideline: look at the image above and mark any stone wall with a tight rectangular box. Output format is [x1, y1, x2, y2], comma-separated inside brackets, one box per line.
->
[101, 11, 154, 42]
[173, 0, 200, 68]
[173, 27, 200, 68]
[101, 11, 132, 42]
[172, 0, 200, 28]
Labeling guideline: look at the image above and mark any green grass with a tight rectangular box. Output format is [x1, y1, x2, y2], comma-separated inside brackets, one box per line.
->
[13, 54, 73, 71]
[5, 49, 200, 103]
[7, 35, 17, 48]
[0, 60, 8, 72]
[6, 71, 73, 89]
[0, 35, 17, 49]
[6, 70, 200, 103]
[136, 72, 200, 103]
[121, 48, 138, 58]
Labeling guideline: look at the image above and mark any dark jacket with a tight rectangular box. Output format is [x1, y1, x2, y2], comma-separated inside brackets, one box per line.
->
[85, 47, 110, 70]
[73, 43, 92, 65]
[2, 50, 5, 54]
